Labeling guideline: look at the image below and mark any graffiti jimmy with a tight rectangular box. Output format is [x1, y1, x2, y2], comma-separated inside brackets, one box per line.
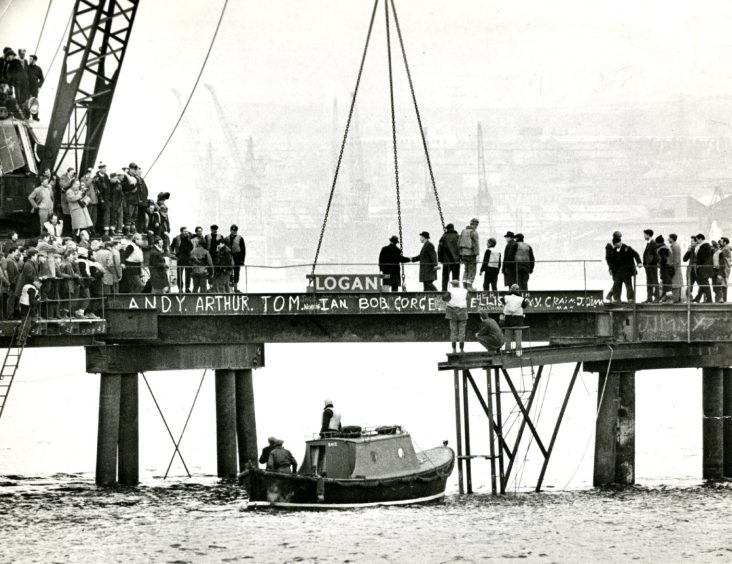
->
[117, 291, 604, 316]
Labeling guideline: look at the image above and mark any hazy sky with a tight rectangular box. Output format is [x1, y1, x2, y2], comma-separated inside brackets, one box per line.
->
[2, 0, 732, 184]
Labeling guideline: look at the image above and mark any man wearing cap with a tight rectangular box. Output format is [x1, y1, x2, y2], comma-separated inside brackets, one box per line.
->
[438, 223, 460, 292]
[225, 224, 246, 291]
[205, 225, 224, 261]
[502, 231, 518, 288]
[27, 176, 54, 235]
[458, 218, 480, 290]
[93, 163, 111, 234]
[411, 231, 439, 291]
[14, 249, 42, 319]
[259, 436, 278, 467]
[320, 399, 342, 437]
[266, 439, 298, 474]
[149, 237, 169, 294]
[378, 235, 410, 291]
[171, 227, 193, 293]
[27, 55, 43, 115]
[642, 228, 659, 302]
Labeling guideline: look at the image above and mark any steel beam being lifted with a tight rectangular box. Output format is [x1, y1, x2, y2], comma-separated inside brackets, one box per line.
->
[43, 0, 140, 174]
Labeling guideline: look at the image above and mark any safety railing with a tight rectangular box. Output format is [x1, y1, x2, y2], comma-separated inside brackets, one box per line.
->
[170, 259, 608, 294]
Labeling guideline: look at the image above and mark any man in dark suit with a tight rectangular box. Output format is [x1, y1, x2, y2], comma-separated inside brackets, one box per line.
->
[378, 235, 409, 291]
[642, 228, 659, 302]
[607, 236, 642, 302]
[411, 231, 439, 291]
[693, 233, 713, 303]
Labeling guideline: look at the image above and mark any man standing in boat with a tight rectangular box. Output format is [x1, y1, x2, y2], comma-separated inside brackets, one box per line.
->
[259, 436, 277, 466]
[266, 439, 298, 473]
[320, 399, 342, 437]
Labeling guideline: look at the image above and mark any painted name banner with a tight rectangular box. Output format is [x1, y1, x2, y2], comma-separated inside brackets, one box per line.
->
[306, 274, 382, 292]
[111, 291, 604, 316]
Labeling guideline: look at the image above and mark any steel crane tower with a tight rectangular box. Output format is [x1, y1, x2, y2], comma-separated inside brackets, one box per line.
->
[42, 0, 140, 174]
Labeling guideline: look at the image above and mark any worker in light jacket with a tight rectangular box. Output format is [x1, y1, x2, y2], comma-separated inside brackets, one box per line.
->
[411, 231, 439, 291]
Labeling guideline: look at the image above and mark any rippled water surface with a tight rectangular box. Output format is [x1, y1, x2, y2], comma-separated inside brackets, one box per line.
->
[1, 345, 732, 562]
[1, 475, 732, 563]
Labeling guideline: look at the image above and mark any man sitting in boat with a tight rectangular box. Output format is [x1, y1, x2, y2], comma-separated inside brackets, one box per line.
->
[320, 399, 342, 437]
[266, 439, 298, 473]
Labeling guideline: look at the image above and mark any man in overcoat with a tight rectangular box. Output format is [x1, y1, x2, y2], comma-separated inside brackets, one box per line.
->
[411, 231, 439, 291]
[607, 237, 642, 303]
[378, 235, 409, 291]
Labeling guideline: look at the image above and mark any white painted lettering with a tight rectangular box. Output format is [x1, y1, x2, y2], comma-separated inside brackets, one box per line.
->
[144, 296, 156, 309]
[161, 296, 172, 313]
[175, 295, 186, 313]
[273, 295, 285, 312]
[129, 298, 139, 310]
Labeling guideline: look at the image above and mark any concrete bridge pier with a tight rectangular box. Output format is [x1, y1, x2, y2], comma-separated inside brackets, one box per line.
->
[703, 367, 724, 479]
[88, 343, 265, 485]
[593, 371, 635, 487]
[215, 368, 260, 479]
[724, 368, 732, 478]
[95, 372, 138, 486]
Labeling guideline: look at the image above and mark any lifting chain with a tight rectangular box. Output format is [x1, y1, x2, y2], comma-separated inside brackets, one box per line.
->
[310, 0, 380, 279]
[384, 0, 406, 290]
[389, 0, 445, 231]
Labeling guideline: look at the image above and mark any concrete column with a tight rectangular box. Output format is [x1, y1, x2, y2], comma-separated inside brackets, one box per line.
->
[593, 371, 619, 487]
[615, 371, 635, 485]
[235, 368, 258, 469]
[724, 368, 732, 478]
[215, 369, 238, 479]
[703, 367, 724, 479]
[96, 373, 121, 486]
[118, 373, 139, 485]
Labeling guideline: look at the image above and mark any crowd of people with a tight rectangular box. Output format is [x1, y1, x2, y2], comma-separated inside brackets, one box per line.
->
[0, 46, 44, 119]
[605, 229, 731, 303]
[378, 219, 535, 292]
[29, 162, 171, 245]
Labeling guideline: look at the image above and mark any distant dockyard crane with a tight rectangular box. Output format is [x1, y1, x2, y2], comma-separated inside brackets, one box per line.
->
[475, 121, 493, 227]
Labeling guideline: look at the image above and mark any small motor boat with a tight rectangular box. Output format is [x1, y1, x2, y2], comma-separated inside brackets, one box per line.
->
[242, 425, 454, 509]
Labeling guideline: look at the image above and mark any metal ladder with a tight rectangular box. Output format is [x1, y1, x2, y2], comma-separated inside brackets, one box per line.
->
[0, 313, 32, 423]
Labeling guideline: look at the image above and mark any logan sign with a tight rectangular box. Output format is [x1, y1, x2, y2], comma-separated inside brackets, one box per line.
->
[306, 274, 382, 292]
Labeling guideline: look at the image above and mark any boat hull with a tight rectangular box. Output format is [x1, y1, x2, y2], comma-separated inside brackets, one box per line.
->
[243, 447, 454, 509]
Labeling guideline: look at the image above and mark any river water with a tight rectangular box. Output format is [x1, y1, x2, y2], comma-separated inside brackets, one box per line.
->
[1, 344, 731, 562]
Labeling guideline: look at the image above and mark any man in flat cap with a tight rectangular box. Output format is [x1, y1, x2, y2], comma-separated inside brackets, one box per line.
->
[259, 436, 278, 467]
[458, 218, 480, 290]
[438, 223, 460, 291]
[205, 224, 224, 262]
[378, 235, 410, 291]
[411, 231, 439, 291]
[225, 224, 246, 292]
[266, 439, 297, 474]
[502, 231, 517, 288]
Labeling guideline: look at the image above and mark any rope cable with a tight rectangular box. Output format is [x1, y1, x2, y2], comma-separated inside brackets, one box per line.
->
[33, 0, 53, 57]
[384, 0, 405, 290]
[142, 372, 192, 478]
[0, 0, 14, 23]
[144, 0, 229, 178]
[164, 369, 207, 479]
[389, 0, 444, 230]
[310, 0, 380, 277]
[45, 9, 72, 76]
[561, 347, 615, 489]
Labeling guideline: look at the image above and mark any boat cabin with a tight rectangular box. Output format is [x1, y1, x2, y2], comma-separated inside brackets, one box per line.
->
[299, 426, 420, 479]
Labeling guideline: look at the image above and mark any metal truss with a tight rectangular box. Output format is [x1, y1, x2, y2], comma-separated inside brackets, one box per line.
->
[42, 0, 140, 174]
